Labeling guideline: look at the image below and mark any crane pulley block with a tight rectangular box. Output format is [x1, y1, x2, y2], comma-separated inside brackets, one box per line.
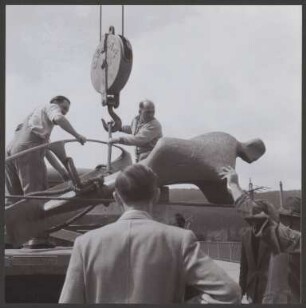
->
[91, 27, 133, 105]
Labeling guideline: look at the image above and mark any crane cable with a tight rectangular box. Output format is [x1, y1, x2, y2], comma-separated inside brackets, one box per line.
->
[99, 5, 125, 173]
[99, 5, 102, 42]
[122, 5, 124, 37]
[99, 4, 125, 41]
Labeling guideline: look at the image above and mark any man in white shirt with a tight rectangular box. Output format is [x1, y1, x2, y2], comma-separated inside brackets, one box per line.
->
[110, 100, 162, 162]
[5, 95, 87, 203]
[59, 164, 241, 304]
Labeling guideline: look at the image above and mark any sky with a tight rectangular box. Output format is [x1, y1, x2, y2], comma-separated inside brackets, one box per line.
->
[6, 5, 301, 191]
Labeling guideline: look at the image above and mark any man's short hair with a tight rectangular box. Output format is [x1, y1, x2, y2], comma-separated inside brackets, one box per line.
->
[50, 95, 71, 105]
[115, 164, 158, 203]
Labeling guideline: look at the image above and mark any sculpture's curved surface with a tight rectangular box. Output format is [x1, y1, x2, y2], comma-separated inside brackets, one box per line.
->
[142, 132, 265, 204]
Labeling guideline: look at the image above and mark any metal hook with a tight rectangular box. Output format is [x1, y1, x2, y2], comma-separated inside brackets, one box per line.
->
[101, 103, 122, 133]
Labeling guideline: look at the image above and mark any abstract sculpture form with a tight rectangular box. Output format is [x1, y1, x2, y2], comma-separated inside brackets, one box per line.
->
[142, 132, 266, 204]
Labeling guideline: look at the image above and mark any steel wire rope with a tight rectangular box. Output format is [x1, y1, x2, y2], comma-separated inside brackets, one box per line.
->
[122, 5, 124, 36]
[5, 139, 124, 163]
[99, 4, 102, 42]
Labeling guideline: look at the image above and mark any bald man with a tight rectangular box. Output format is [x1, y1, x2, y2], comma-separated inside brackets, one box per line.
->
[110, 100, 163, 162]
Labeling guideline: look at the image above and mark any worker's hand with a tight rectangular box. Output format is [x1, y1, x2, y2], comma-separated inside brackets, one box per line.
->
[76, 134, 87, 145]
[219, 166, 239, 191]
[108, 137, 121, 144]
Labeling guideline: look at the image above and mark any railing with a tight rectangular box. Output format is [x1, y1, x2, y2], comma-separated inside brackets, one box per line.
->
[199, 241, 241, 263]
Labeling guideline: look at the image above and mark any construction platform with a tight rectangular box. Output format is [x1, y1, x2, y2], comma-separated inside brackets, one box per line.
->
[5, 247, 240, 303]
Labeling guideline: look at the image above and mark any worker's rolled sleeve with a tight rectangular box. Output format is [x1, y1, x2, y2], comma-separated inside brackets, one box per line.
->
[119, 121, 162, 146]
[121, 125, 132, 134]
[46, 104, 63, 123]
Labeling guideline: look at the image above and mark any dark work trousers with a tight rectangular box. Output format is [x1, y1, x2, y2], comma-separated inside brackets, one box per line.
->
[5, 123, 48, 206]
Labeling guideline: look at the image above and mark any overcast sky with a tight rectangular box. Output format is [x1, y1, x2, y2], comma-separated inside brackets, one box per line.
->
[6, 5, 301, 191]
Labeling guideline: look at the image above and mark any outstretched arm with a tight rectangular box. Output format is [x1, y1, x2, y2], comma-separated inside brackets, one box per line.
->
[219, 166, 260, 217]
[53, 114, 87, 145]
[120, 124, 132, 134]
[219, 166, 245, 202]
[110, 121, 162, 146]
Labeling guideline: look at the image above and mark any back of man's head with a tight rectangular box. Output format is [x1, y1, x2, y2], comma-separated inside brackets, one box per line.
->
[115, 164, 158, 204]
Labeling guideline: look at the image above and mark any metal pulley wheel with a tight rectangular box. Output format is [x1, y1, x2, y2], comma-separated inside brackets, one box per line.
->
[91, 29, 133, 98]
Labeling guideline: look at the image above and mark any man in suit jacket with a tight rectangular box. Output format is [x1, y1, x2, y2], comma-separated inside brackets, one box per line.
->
[239, 226, 271, 303]
[59, 164, 241, 304]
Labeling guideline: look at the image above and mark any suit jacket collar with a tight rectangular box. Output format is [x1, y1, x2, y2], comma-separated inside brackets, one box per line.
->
[118, 209, 153, 221]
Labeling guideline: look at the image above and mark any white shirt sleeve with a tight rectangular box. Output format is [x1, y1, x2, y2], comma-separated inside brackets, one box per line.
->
[45, 104, 63, 123]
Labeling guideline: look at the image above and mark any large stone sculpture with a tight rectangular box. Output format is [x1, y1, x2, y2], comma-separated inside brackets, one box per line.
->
[142, 132, 266, 204]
